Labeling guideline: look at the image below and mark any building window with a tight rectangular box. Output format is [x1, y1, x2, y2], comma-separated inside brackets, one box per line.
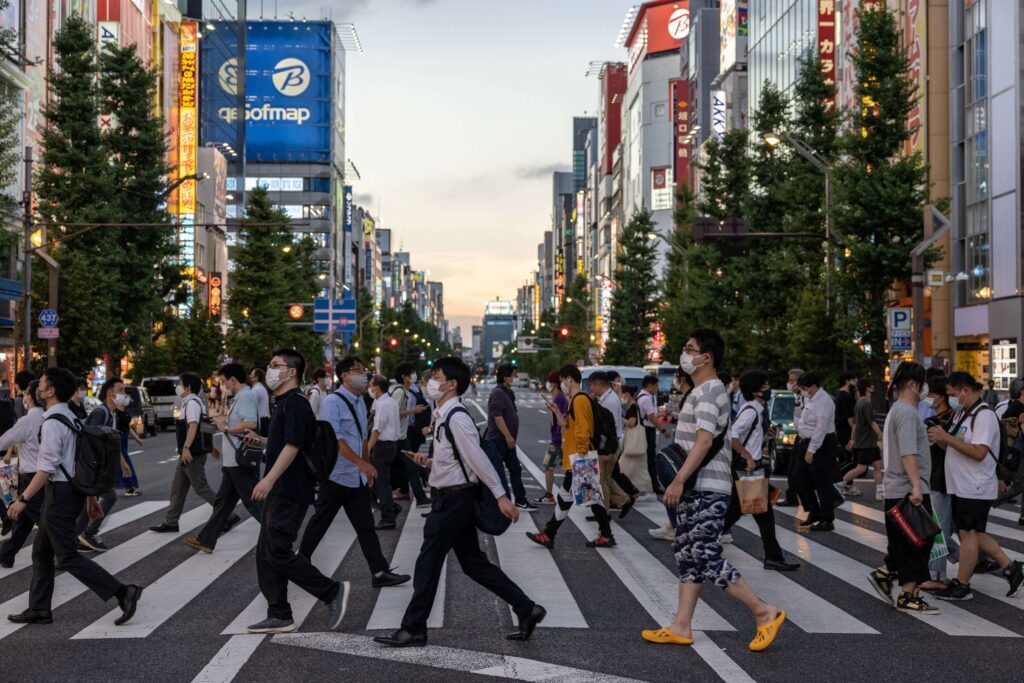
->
[654, 102, 666, 118]
[966, 205, 990, 303]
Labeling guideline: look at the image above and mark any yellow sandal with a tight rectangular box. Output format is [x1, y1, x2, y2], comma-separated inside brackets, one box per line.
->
[641, 627, 694, 645]
[749, 610, 786, 652]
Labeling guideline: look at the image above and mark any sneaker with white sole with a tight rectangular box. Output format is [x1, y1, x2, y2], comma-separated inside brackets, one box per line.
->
[246, 618, 297, 634]
[328, 581, 351, 630]
[516, 501, 539, 512]
[875, 485, 885, 501]
[720, 533, 733, 544]
[648, 526, 675, 541]
[78, 533, 109, 552]
[897, 589, 939, 614]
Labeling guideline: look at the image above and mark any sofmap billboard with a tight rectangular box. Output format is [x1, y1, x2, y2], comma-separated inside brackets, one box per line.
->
[201, 21, 333, 162]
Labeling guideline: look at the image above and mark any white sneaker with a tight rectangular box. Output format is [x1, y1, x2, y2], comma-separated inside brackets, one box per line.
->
[720, 533, 733, 544]
[876, 485, 885, 501]
[648, 526, 675, 541]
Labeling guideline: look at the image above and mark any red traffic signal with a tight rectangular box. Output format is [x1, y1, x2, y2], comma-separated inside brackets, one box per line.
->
[388, 337, 399, 348]
[559, 327, 570, 338]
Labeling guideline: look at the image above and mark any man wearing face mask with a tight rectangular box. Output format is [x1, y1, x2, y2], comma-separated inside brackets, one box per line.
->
[76, 378, 134, 552]
[69, 379, 88, 421]
[305, 368, 328, 419]
[841, 378, 884, 500]
[0, 380, 45, 568]
[535, 371, 567, 505]
[366, 376, 403, 530]
[375, 357, 543, 647]
[249, 368, 271, 436]
[794, 372, 842, 531]
[150, 373, 217, 533]
[638, 375, 663, 495]
[183, 363, 261, 554]
[390, 363, 429, 506]
[485, 364, 534, 511]
[245, 349, 349, 634]
[778, 369, 806, 508]
[298, 357, 410, 588]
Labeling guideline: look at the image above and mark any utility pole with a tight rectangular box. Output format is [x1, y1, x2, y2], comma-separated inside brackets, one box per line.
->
[21, 146, 32, 372]
[911, 206, 951, 365]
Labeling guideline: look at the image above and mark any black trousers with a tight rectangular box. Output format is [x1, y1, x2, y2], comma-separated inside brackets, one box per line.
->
[257, 493, 339, 621]
[401, 487, 534, 636]
[373, 441, 399, 525]
[75, 489, 117, 537]
[197, 467, 262, 549]
[723, 476, 785, 562]
[644, 426, 662, 492]
[30, 482, 123, 612]
[299, 479, 389, 575]
[796, 434, 840, 522]
[1, 476, 42, 565]
[783, 439, 807, 503]
[393, 437, 428, 502]
[884, 495, 934, 587]
[611, 456, 640, 497]
[486, 439, 526, 506]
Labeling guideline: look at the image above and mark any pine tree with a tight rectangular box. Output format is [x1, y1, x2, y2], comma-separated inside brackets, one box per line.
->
[555, 277, 590, 366]
[99, 41, 182, 369]
[832, 7, 929, 374]
[604, 210, 658, 366]
[226, 186, 321, 370]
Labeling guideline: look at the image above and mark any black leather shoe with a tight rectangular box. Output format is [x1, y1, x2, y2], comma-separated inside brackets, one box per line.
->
[220, 514, 242, 535]
[0, 558, 13, 569]
[375, 522, 397, 530]
[115, 584, 143, 626]
[7, 609, 53, 624]
[809, 521, 834, 532]
[148, 523, 179, 533]
[374, 629, 427, 647]
[372, 571, 411, 588]
[619, 495, 638, 519]
[797, 516, 818, 528]
[507, 604, 546, 641]
[764, 558, 801, 571]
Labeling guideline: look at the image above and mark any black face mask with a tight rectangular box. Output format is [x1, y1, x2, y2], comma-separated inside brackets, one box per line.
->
[761, 388, 772, 404]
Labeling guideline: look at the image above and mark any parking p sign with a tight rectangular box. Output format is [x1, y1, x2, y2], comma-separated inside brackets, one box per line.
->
[888, 307, 912, 352]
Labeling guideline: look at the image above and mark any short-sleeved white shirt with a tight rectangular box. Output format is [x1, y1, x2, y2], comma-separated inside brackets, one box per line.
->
[731, 402, 764, 461]
[945, 403, 1000, 500]
[182, 395, 203, 424]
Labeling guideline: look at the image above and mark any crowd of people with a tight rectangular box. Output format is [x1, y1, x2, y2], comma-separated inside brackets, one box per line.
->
[1, 327, 1023, 654]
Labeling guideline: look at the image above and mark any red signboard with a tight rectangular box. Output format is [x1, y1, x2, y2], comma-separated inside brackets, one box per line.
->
[818, 0, 837, 112]
[208, 272, 223, 318]
[626, 1, 689, 74]
[670, 79, 690, 189]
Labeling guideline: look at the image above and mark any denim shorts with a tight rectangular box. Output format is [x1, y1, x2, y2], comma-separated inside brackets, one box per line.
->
[542, 445, 562, 471]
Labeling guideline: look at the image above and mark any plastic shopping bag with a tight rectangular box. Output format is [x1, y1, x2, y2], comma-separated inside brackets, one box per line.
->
[569, 451, 604, 508]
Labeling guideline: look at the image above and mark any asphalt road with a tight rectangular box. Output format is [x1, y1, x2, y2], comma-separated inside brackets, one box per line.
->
[3, 386, 1024, 682]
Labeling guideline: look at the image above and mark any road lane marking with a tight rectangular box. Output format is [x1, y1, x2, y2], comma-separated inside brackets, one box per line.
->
[0, 500, 168, 581]
[632, 499, 878, 635]
[771, 505, 1019, 637]
[222, 512, 356, 634]
[191, 634, 264, 683]
[274, 632, 649, 683]
[0, 504, 211, 642]
[73, 518, 261, 639]
[366, 504, 445, 630]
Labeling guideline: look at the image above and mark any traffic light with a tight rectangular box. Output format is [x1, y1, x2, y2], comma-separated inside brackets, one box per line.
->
[426, 359, 433, 368]
[511, 359, 517, 367]
[559, 327, 570, 338]
[388, 337, 399, 348]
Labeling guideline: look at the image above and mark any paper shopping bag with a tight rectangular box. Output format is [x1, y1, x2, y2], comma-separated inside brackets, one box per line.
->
[736, 474, 769, 515]
[569, 451, 605, 508]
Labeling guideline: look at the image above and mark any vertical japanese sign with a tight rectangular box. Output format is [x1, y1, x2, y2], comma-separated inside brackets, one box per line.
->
[670, 79, 690, 189]
[208, 272, 223, 318]
[905, 0, 926, 155]
[818, 0, 836, 112]
[177, 21, 199, 315]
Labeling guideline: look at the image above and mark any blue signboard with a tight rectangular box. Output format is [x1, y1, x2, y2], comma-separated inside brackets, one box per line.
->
[201, 21, 333, 163]
[38, 309, 59, 327]
[313, 298, 357, 333]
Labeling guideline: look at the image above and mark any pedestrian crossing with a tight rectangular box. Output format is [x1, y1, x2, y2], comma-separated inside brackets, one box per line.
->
[3, 458, 1024, 683]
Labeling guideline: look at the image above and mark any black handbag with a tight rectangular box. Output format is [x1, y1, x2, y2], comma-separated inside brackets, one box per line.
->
[236, 442, 264, 473]
[656, 424, 730, 494]
[887, 495, 940, 549]
[444, 406, 512, 536]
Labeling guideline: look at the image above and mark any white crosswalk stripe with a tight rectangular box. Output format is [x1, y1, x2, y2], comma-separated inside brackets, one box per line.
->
[0, 500, 168, 581]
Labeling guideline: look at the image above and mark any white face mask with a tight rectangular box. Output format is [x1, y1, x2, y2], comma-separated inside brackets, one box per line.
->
[919, 382, 930, 400]
[948, 395, 962, 410]
[77, 389, 87, 400]
[22, 398, 31, 410]
[923, 397, 935, 408]
[175, 384, 184, 397]
[265, 368, 284, 391]
[680, 351, 706, 375]
[426, 378, 446, 401]
[348, 373, 368, 392]
[560, 381, 571, 394]
[114, 393, 129, 408]
[410, 373, 418, 384]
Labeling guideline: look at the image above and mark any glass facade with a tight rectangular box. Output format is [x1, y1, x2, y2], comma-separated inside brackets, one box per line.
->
[964, 0, 990, 303]
[748, 0, 816, 123]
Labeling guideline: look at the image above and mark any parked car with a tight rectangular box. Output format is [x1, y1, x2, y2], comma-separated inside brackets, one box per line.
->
[643, 363, 680, 404]
[141, 376, 181, 430]
[124, 385, 158, 437]
[766, 390, 798, 474]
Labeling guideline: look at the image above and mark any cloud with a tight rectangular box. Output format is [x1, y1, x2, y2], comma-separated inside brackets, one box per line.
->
[516, 163, 570, 180]
[353, 192, 375, 206]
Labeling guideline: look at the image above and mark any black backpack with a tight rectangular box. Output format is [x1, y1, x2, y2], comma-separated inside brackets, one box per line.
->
[443, 404, 512, 536]
[47, 414, 121, 496]
[569, 394, 619, 456]
[304, 390, 363, 484]
[410, 385, 432, 433]
[0, 397, 17, 438]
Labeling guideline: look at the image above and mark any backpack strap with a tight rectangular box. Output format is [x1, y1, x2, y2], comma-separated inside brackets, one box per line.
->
[45, 413, 81, 483]
[333, 390, 364, 441]
[737, 404, 760, 448]
[442, 405, 474, 484]
[566, 393, 596, 451]
[950, 401, 999, 463]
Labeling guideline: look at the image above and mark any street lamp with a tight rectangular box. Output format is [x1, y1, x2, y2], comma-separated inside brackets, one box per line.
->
[763, 131, 834, 313]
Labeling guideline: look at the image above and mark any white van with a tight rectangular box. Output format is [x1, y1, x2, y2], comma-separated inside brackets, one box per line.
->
[141, 376, 181, 430]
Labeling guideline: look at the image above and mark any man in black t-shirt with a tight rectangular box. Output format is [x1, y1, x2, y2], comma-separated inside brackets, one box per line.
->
[835, 373, 857, 466]
[246, 348, 349, 635]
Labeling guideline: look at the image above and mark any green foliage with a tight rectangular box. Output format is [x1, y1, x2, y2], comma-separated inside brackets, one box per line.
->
[832, 7, 929, 374]
[555, 277, 590, 366]
[165, 303, 225, 378]
[697, 131, 749, 221]
[355, 288, 379, 364]
[378, 302, 449, 379]
[604, 210, 659, 366]
[226, 186, 321, 372]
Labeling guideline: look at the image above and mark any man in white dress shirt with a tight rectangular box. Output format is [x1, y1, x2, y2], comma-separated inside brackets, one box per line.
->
[795, 372, 842, 530]
[367, 375, 404, 529]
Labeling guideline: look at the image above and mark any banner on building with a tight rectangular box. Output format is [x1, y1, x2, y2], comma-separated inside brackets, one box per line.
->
[178, 20, 199, 316]
[651, 168, 673, 210]
[817, 0, 837, 111]
[719, 0, 748, 74]
[711, 90, 727, 140]
[670, 79, 690, 188]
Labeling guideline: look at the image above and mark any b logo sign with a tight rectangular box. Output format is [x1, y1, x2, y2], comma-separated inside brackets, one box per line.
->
[272, 58, 310, 96]
[668, 8, 690, 41]
[218, 58, 238, 96]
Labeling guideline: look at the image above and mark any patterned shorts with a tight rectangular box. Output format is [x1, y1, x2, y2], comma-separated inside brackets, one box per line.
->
[674, 491, 741, 589]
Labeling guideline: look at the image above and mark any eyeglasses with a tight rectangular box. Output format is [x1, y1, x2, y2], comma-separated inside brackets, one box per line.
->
[683, 345, 702, 354]
[267, 363, 290, 370]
